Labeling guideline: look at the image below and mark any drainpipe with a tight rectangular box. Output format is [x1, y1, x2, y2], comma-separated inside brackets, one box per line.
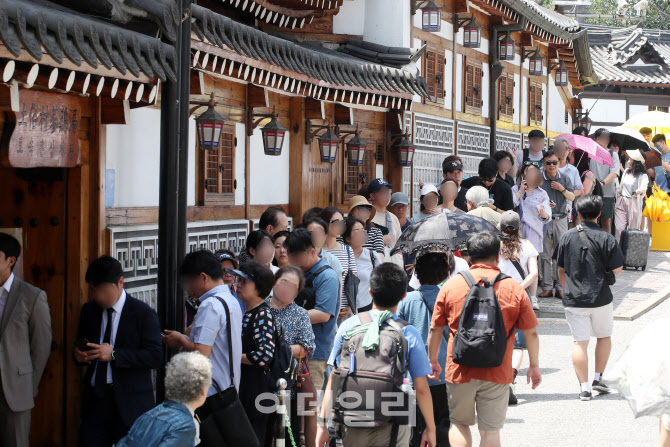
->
[489, 19, 527, 156]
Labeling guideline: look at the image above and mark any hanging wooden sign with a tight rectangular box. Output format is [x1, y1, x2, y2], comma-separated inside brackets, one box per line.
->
[1, 90, 84, 168]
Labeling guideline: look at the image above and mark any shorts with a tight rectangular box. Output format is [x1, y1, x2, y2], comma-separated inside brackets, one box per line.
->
[514, 329, 526, 349]
[564, 303, 614, 342]
[447, 379, 509, 431]
[602, 197, 615, 219]
[311, 360, 329, 392]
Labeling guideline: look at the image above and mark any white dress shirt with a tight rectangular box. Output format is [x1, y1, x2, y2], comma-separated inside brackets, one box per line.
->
[91, 289, 126, 385]
[0, 272, 15, 324]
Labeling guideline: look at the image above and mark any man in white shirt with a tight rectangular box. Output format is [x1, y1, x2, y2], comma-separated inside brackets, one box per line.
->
[368, 178, 404, 267]
[553, 139, 584, 228]
[0, 233, 51, 447]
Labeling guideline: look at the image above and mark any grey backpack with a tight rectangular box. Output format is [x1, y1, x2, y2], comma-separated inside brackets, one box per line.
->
[331, 312, 409, 428]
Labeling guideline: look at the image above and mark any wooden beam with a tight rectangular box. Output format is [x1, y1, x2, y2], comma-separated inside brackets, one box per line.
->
[305, 97, 325, 120]
[0, 82, 19, 112]
[100, 97, 130, 124]
[334, 103, 353, 126]
[247, 84, 269, 108]
[190, 70, 205, 96]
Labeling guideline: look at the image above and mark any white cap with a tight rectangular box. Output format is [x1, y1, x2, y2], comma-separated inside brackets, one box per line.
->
[420, 184, 439, 196]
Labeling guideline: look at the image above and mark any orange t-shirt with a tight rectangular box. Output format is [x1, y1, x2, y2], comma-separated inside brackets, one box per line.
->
[431, 264, 538, 385]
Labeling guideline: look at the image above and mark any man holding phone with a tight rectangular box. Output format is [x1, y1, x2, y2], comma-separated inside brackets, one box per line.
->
[540, 151, 574, 299]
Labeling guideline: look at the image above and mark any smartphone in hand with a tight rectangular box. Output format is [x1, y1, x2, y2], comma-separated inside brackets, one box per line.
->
[75, 338, 91, 352]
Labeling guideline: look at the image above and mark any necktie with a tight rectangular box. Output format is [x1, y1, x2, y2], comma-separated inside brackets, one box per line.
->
[94, 307, 114, 397]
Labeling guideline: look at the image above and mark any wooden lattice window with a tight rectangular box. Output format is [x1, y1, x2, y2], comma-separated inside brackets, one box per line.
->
[529, 81, 543, 126]
[498, 73, 514, 121]
[464, 58, 483, 114]
[198, 124, 235, 205]
[344, 140, 379, 199]
[424, 47, 446, 104]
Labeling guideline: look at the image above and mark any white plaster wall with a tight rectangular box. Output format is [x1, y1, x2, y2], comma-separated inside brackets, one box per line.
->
[444, 49, 453, 110]
[363, 0, 410, 47]
[455, 54, 463, 111]
[542, 83, 547, 130]
[475, 37, 489, 56]
[249, 126, 290, 205]
[580, 98, 627, 124]
[629, 104, 648, 122]
[521, 75, 528, 126]
[235, 122, 246, 206]
[412, 13, 454, 42]
[547, 77, 568, 134]
[105, 108, 196, 208]
[333, 0, 366, 35]
[481, 64, 489, 118]
[513, 73, 520, 124]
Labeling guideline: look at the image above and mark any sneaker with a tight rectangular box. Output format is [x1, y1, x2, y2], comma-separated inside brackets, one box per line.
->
[579, 391, 592, 401]
[530, 295, 540, 311]
[509, 384, 518, 405]
[592, 380, 611, 394]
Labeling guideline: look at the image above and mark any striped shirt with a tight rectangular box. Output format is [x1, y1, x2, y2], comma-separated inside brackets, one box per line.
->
[364, 227, 385, 255]
[325, 244, 358, 310]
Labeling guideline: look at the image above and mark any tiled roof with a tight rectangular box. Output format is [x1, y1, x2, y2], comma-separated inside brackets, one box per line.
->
[588, 24, 670, 85]
[213, 0, 345, 30]
[0, 0, 177, 82]
[507, 0, 580, 34]
[190, 5, 430, 99]
[338, 39, 427, 68]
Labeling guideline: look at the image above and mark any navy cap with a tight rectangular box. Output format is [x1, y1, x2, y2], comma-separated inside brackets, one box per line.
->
[368, 178, 393, 193]
[216, 252, 236, 263]
[443, 161, 463, 173]
[224, 268, 254, 281]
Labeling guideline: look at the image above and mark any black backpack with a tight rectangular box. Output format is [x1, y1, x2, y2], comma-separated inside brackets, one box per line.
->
[452, 271, 515, 368]
[266, 326, 298, 391]
[522, 148, 546, 169]
[294, 265, 332, 310]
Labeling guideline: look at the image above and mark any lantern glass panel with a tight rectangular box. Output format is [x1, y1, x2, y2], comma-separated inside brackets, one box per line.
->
[430, 10, 440, 30]
[275, 130, 285, 152]
[463, 28, 470, 46]
[264, 130, 277, 155]
[330, 142, 339, 162]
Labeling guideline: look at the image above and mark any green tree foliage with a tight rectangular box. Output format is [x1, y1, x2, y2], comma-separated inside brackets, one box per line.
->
[586, 0, 670, 29]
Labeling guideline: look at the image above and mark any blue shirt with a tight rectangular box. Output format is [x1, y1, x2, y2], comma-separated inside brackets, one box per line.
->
[190, 285, 243, 395]
[116, 400, 196, 447]
[654, 150, 670, 192]
[397, 286, 447, 386]
[307, 259, 341, 361]
[327, 309, 432, 380]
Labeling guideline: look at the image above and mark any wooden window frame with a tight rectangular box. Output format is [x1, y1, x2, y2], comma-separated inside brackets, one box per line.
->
[528, 80, 543, 127]
[423, 46, 446, 104]
[464, 58, 483, 115]
[498, 73, 514, 122]
[343, 139, 379, 200]
[196, 123, 236, 206]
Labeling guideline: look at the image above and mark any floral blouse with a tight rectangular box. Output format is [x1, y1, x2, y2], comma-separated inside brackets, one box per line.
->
[264, 298, 315, 355]
[241, 302, 275, 367]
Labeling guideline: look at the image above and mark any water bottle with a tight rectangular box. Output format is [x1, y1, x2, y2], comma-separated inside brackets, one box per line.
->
[400, 378, 416, 427]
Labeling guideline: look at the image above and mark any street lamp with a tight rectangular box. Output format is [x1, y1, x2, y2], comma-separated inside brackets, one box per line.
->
[306, 120, 341, 163]
[247, 106, 288, 156]
[523, 48, 544, 76]
[336, 125, 368, 166]
[575, 109, 592, 132]
[412, 0, 443, 32]
[551, 60, 569, 87]
[499, 33, 515, 61]
[191, 92, 225, 150]
[387, 130, 416, 166]
[456, 15, 481, 48]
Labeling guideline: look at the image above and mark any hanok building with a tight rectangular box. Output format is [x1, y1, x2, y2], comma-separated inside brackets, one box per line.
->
[582, 24, 670, 129]
[0, 0, 595, 444]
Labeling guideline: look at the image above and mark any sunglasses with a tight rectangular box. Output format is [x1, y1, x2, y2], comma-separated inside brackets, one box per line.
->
[481, 177, 496, 183]
[544, 161, 559, 166]
[356, 205, 372, 211]
[522, 160, 535, 167]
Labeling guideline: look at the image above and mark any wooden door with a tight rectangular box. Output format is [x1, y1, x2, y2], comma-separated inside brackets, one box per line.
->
[0, 166, 67, 446]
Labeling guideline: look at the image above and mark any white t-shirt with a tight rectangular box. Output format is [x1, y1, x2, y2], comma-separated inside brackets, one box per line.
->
[409, 255, 469, 290]
[498, 239, 538, 285]
[355, 248, 383, 310]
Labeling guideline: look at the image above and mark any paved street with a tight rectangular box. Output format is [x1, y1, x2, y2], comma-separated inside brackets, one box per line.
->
[470, 282, 670, 446]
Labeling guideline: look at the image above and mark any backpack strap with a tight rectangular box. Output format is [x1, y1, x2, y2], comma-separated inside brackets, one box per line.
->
[460, 271, 477, 288]
[511, 261, 526, 280]
[359, 311, 373, 325]
[418, 291, 449, 344]
[212, 296, 235, 390]
[523, 148, 529, 164]
[305, 264, 332, 287]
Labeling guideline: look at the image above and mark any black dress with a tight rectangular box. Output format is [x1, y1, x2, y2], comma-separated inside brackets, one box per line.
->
[239, 302, 276, 446]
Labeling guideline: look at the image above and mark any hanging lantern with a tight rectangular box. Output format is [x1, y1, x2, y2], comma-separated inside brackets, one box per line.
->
[463, 18, 481, 48]
[421, 0, 442, 32]
[195, 99, 225, 150]
[554, 60, 569, 87]
[499, 33, 515, 61]
[575, 110, 592, 132]
[346, 134, 367, 166]
[396, 134, 415, 166]
[529, 49, 544, 76]
[318, 127, 341, 163]
[261, 115, 287, 156]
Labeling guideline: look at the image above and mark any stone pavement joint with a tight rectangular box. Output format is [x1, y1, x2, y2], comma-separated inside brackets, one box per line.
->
[536, 251, 670, 321]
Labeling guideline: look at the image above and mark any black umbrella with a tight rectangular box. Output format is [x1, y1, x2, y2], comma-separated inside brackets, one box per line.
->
[390, 212, 502, 255]
[589, 127, 650, 152]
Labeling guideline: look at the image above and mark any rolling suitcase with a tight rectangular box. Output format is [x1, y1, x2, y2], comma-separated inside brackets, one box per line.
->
[620, 195, 650, 271]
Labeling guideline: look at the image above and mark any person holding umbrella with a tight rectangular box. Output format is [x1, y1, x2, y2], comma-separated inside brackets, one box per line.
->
[590, 129, 620, 233]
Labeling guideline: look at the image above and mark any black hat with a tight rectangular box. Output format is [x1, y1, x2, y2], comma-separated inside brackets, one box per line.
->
[528, 129, 545, 140]
[443, 160, 463, 173]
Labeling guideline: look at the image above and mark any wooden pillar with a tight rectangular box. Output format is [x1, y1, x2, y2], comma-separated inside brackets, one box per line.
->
[288, 96, 305, 221]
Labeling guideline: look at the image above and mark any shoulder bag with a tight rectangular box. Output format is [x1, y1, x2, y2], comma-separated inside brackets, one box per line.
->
[342, 245, 360, 313]
[296, 347, 318, 409]
[197, 297, 259, 447]
[577, 225, 616, 286]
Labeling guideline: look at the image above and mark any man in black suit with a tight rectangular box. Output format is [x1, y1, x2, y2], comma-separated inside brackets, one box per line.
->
[73, 256, 162, 447]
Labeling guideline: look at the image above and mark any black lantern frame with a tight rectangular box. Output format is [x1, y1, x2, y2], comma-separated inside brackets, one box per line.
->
[550, 60, 569, 87]
[190, 92, 226, 151]
[306, 120, 341, 164]
[387, 130, 416, 167]
[499, 33, 515, 61]
[456, 15, 481, 48]
[412, 0, 442, 32]
[336, 124, 368, 166]
[575, 109, 592, 132]
[523, 47, 544, 76]
[247, 106, 288, 156]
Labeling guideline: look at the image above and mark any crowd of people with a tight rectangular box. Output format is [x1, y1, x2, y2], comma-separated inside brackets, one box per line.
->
[1, 124, 669, 447]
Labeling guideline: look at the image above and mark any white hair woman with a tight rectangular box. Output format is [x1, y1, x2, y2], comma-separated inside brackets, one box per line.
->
[117, 352, 212, 447]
